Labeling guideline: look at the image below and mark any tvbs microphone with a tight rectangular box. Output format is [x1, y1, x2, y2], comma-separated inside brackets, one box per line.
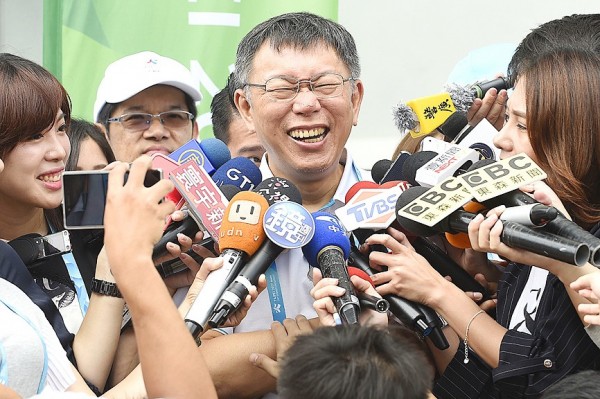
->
[396, 186, 590, 266]
[302, 212, 360, 325]
[184, 191, 268, 339]
[466, 159, 600, 266]
[208, 178, 309, 328]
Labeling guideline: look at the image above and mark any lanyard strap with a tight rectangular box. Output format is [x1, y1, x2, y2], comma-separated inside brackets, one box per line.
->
[265, 261, 287, 322]
[62, 252, 89, 315]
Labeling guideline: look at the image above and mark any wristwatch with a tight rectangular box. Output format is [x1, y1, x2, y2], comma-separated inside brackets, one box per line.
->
[91, 278, 122, 298]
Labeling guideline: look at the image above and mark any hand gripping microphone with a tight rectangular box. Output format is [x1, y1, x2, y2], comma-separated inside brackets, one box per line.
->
[152, 158, 260, 262]
[347, 267, 389, 313]
[184, 191, 268, 339]
[346, 246, 449, 350]
[467, 159, 600, 266]
[396, 186, 590, 266]
[302, 212, 360, 325]
[208, 177, 306, 328]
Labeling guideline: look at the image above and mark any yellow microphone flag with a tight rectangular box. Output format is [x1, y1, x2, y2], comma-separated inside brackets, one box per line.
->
[406, 93, 456, 137]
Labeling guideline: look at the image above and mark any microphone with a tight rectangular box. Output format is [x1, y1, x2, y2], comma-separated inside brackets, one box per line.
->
[208, 178, 308, 328]
[212, 157, 263, 192]
[346, 246, 449, 349]
[445, 77, 510, 110]
[500, 204, 558, 227]
[371, 159, 392, 184]
[410, 237, 491, 300]
[436, 111, 470, 142]
[302, 212, 360, 325]
[184, 191, 269, 338]
[347, 266, 390, 313]
[379, 152, 411, 184]
[410, 142, 480, 188]
[169, 138, 231, 176]
[396, 186, 590, 266]
[401, 151, 437, 186]
[394, 77, 512, 135]
[466, 159, 600, 266]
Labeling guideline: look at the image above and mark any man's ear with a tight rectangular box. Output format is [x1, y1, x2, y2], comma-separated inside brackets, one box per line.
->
[351, 79, 364, 127]
[192, 120, 199, 140]
[95, 122, 110, 141]
[234, 89, 256, 133]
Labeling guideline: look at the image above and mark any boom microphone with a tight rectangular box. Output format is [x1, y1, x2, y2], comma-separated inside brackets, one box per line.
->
[184, 191, 268, 338]
[396, 186, 590, 266]
[302, 212, 360, 325]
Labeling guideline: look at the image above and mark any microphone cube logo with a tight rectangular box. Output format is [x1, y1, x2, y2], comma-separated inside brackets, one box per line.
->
[336, 186, 404, 231]
[263, 202, 315, 249]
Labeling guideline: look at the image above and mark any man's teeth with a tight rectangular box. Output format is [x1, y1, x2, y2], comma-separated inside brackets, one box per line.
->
[289, 128, 326, 141]
[39, 173, 61, 182]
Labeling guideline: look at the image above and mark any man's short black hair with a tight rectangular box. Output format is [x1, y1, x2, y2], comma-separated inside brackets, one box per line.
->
[278, 325, 433, 399]
[210, 73, 240, 145]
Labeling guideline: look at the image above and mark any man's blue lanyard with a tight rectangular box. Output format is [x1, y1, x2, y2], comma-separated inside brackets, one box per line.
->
[264, 161, 363, 323]
[0, 297, 49, 394]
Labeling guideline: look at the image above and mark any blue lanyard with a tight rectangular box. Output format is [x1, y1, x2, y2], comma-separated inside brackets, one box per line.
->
[62, 252, 89, 315]
[265, 261, 287, 322]
[0, 297, 49, 394]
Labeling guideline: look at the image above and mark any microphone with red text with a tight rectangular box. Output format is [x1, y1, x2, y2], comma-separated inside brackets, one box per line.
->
[208, 178, 308, 327]
[303, 212, 360, 325]
[152, 159, 261, 262]
[168, 137, 231, 176]
[346, 246, 449, 349]
[184, 191, 268, 339]
[465, 159, 600, 266]
[347, 267, 389, 313]
[396, 186, 590, 266]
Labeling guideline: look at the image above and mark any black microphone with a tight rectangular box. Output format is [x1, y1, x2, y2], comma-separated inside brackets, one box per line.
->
[302, 212, 360, 325]
[445, 77, 511, 111]
[346, 246, 449, 350]
[396, 186, 590, 266]
[208, 177, 305, 328]
[371, 159, 392, 184]
[466, 159, 600, 266]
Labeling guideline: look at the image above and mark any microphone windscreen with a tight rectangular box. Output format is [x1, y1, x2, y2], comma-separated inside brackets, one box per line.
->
[393, 103, 418, 132]
[445, 84, 474, 113]
[437, 111, 468, 141]
[212, 157, 262, 191]
[380, 152, 411, 184]
[371, 159, 392, 184]
[253, 177, 302, 205]
[401, 151, 437, 186]
[219, 191, 268, 255]
[344, 181, 379, 203]
[199, 138, 231, 170]
[220, 184, 242, 201]
[347, 266, 374, 287]
[302, 212, 351, 267]
[395, 185, 436, 236]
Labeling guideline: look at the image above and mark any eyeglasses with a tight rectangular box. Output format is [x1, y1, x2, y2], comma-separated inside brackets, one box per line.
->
[107, 110, 193, 131]
[243, 73, 355, 101]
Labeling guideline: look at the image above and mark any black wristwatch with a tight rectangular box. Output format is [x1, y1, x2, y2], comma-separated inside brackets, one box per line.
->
[91, 278, 122, 298]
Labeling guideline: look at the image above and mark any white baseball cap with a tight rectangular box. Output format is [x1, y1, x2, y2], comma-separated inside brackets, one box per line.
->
[93, 51, 202, 122]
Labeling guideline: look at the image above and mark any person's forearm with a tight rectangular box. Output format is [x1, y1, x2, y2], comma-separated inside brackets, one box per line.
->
[200, 330, 277, 398]
[114, 255, 217, 399]
[73, 292, 125, 390]
[428, 281, 507, 368]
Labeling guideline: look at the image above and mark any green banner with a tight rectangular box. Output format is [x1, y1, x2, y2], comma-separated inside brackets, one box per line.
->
[43, 0, 338, 139]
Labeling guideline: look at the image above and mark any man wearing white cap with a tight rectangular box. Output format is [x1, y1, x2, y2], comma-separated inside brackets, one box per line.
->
[94, 51, 202, 162]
